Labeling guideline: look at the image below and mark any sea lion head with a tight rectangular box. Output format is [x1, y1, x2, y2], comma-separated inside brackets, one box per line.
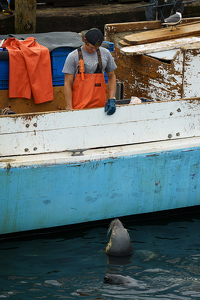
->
[104, 273, 132, 285]
[105, 218, 133, 256]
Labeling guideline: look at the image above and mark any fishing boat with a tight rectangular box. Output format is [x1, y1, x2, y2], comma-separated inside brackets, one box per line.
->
[1, 20, 200, 239]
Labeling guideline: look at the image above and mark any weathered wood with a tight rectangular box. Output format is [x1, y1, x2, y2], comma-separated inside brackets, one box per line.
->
[120, 37, 200, 55]
[0, 85, 110, 114]
[107, 19, 200, 103]
[105, 20, 200, 102]
[105, 21, 161, 35]
[108, 44, 184, 100]
[104, 17, 200, 34]
[0, 87, 65, 114]
[15, 0, 37, 34]
[118, 40, 131, 47]
[53, 0, 108, 6]
[118, 20, 200, 46]
[123, 22, 200, 45]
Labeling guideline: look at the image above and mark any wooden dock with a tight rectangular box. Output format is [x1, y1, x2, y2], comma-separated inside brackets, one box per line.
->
[1, 0, 200, 35]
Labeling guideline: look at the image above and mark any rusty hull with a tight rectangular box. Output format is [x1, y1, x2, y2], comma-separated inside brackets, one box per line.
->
[105, 18, 200, 101]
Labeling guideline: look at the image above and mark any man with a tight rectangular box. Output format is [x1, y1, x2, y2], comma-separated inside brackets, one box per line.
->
[62, 28, 117, 115]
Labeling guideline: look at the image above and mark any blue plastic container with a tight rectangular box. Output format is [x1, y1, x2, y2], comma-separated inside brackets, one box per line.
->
[51, 47, 76, 86]
[0, 59, 9, 90]
[51, 47, 74, 83]
[104, 72, 108, 83]
[102, 41, 114, 52]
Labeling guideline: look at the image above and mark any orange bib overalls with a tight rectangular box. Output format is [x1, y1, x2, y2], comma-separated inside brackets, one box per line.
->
[2, 37, 54, 104]
[72, 48, 107, 109]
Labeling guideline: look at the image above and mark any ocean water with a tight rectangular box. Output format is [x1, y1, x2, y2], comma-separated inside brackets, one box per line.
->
[1, 212, 200, 299]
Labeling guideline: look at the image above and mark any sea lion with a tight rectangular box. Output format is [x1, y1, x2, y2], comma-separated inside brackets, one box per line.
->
[104, 273, 147, 288]
[106, 253, 133, 266]
[105, 218, 133, 256]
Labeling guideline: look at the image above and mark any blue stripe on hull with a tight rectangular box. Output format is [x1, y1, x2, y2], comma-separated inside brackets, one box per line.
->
[1, 146, 200, 235]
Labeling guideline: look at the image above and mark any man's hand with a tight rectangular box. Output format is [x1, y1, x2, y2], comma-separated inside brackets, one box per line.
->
[105, 98, 116, 115]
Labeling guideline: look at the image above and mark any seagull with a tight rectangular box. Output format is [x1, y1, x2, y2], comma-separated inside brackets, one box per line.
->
[162, 9, 182, 31]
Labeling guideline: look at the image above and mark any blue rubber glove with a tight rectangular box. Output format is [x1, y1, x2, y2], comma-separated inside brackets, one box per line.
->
[105, 98, 116, 115]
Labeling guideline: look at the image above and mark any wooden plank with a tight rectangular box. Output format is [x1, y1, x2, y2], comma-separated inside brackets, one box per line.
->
[15, 0, 37, 34]
[120, 36, 200, 55]
[175, 20, 200, 27]
[147, 49, 179, 61]
[123, 22, 200, 45]
[105, 21, 162, 34]
[107, 19, 200, 47]
[118, 39, 131, 47]
[104, 17, 200, 34]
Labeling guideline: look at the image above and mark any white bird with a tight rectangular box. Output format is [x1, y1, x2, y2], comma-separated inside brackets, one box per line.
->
[162, 9, 182, 30]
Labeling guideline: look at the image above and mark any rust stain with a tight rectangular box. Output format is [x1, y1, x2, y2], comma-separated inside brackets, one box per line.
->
[6, 163, 11, 170]
[0, 159, 15, 163]
[111, 43, 184, 100]
[20, 115, 37, 121]
[146, 154, 159, 157]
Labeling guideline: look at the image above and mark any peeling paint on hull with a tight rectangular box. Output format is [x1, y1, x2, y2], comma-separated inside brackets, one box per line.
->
[1, 137, 200, 236]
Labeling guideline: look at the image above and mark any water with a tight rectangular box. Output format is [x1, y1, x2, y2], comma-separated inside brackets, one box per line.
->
[1, 212, 200, 299]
